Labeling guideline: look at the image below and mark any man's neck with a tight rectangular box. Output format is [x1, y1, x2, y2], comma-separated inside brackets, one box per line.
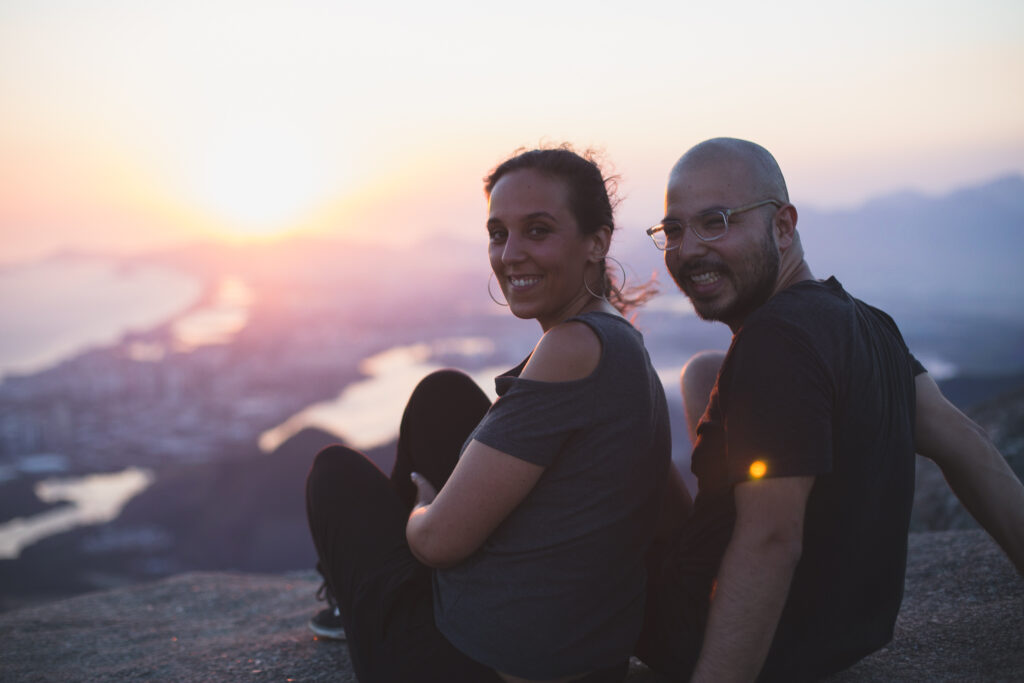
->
[774, 258, 815, 296]
[726, 259, 816, 334]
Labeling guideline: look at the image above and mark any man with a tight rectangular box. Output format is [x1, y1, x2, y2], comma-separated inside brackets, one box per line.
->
[636, 138, 1024, 682]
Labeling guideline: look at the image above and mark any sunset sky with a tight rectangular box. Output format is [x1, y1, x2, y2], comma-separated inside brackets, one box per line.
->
[1, 0, 1022, 264]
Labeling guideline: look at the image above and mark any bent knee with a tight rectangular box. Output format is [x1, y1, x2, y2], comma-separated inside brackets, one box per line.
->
[680, 351, 724, 428]
[410, 368, 478, 398]
[307, 445, 372, 493]
[681, 351, 725, 395]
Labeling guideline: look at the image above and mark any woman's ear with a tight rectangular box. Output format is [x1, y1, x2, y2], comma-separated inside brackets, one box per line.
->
[588, 225, 612, 263]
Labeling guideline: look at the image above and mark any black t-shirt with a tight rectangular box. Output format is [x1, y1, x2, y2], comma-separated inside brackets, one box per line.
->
[689, 277, 922, 682]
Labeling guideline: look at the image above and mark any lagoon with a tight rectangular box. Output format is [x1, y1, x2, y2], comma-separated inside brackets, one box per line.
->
[0, 468, 154, 559]
[260, 338, 506, 453]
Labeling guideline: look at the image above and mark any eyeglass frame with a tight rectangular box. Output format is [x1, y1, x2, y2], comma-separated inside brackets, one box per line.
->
[646, 199, 784, 249]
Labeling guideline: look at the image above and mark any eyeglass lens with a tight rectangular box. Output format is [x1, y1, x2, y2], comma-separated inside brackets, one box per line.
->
[653, 211, 728, 248]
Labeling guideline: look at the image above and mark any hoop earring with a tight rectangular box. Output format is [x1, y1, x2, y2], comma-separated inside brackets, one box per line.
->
[583, 272, 607, 301]
[606, 255, 627, 293]
[584, 255, 628, 301]
[487, 272, 509, 306]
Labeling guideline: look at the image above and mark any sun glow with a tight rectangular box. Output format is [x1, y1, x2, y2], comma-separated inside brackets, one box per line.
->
[187, 120, 339, 239]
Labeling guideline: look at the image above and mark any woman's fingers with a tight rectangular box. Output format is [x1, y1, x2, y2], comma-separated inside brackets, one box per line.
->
[410, 472, 438, 507]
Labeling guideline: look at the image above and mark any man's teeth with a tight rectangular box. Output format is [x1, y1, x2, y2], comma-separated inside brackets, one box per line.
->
[690, 271, 720, 285]
[509, 276, 540, 287]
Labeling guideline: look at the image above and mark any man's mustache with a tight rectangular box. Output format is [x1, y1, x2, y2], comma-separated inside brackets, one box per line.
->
[672, 259, 728, 278]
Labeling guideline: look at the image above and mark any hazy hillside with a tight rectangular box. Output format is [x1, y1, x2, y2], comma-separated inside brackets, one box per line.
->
[797, 174, 1024, 316]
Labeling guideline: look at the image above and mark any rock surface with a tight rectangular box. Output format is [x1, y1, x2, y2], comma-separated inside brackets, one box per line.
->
[0, 530, 1020, 682]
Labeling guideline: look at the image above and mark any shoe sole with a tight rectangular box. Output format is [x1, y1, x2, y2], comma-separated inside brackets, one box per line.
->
[308, 619, 347, 641]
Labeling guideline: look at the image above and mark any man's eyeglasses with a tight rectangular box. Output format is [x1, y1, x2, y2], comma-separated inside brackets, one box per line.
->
[646, 199, 783, 250]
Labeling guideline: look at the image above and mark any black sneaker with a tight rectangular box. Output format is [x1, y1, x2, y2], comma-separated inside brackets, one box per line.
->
[309, 605, 347, 640]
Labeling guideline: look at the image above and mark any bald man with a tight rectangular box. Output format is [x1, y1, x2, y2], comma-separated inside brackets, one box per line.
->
[636, 138, 1024, 682]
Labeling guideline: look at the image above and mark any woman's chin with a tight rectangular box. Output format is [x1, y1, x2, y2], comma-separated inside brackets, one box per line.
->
[507, 300, 539, 321]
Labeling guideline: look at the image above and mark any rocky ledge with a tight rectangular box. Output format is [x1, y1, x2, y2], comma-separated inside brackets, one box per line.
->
[0, 530, 1020, 682]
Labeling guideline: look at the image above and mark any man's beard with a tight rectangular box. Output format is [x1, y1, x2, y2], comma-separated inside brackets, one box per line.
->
[671, 227, 780, 326]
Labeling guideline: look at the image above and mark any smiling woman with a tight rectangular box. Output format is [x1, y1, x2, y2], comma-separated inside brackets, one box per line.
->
[188, 120, 337, 238]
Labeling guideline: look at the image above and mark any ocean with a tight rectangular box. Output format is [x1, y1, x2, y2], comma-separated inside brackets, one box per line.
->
[0, 256, 203, 380]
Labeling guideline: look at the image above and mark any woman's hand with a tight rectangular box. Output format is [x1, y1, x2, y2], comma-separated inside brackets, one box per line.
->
[410, 472, 438, 508]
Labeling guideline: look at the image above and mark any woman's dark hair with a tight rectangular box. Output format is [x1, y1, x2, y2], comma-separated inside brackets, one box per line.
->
[483, 144, 656, 315]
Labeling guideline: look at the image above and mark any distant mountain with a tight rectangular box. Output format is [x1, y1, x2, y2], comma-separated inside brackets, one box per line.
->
[797, 174, 1024, 317]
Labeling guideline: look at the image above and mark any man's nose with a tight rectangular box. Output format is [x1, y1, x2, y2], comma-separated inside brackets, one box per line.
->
[676, 225, 709, 260]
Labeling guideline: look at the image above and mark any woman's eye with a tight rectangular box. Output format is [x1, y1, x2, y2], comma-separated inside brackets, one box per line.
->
[528, 224, 550, 237]
[488, 230, 507, 243]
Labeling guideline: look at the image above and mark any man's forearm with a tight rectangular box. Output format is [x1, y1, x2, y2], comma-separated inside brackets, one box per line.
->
[915, 373, 1024, 575]
[936, 430, 1024, 574]
[690, 526, 801, 682]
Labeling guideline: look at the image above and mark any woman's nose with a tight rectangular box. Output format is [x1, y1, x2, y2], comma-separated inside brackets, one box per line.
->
[501, 234, 526, 264]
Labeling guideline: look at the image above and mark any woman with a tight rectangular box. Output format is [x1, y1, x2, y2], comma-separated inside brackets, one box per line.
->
[306, 146, 672, 682]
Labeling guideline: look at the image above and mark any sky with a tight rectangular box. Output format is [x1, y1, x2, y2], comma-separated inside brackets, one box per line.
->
[1, 0, 1022, 263]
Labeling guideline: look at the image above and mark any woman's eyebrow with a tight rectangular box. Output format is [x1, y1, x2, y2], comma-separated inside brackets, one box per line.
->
[488, 211, 557, 228]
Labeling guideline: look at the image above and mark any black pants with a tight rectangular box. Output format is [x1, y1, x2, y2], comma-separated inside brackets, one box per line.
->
[306, 369, 629, 683]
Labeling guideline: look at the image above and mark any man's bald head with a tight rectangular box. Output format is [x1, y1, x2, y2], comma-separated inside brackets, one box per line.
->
[660, 138, 811, 330]
[670, 138, 789, 204]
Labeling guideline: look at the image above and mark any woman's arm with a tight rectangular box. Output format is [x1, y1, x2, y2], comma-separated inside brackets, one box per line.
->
[406, 320, 603, 568]
[407, 441, 544, 567]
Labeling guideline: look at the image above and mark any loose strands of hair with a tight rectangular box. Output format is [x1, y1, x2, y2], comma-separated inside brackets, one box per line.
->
[484, 144, 658, 317]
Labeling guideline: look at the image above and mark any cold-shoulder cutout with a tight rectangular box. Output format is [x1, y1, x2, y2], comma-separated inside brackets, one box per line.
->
[520, 319, 603, 383]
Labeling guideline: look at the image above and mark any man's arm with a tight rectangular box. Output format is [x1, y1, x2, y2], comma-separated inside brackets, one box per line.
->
[915, 373, 1024, 574]
[690, 475, 813, 683]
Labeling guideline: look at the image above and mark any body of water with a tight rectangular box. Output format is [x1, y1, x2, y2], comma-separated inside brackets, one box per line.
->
[0, 257, 255, 558]
[0, 257, 203, 379]
[0, 468, 154, 559]
[260, 338, 506, 453]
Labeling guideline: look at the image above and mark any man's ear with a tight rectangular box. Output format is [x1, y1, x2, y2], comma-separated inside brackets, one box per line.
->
[589, 225, 613, 262]
[773, 204, 798, 249]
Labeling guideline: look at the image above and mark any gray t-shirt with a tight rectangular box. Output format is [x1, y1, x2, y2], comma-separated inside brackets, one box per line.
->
[433, 311, 671, 679]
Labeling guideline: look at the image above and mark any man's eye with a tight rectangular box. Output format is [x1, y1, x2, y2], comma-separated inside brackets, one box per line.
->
[700, 214, 727, 233]
[662, 222, 683, 239]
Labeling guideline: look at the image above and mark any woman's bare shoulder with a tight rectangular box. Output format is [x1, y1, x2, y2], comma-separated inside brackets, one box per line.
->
[520, 320, 602, 382]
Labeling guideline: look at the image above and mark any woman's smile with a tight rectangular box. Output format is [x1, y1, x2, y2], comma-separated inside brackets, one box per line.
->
[486, 168, 601, 331]
[507, 274, 543, 291]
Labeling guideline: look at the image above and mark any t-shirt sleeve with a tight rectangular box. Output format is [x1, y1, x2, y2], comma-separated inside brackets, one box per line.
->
[470, 378, 597, 467]
[720, 319, 834, 483]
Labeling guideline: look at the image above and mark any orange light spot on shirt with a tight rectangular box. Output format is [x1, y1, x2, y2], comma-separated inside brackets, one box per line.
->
[749, 460, 767, 479]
